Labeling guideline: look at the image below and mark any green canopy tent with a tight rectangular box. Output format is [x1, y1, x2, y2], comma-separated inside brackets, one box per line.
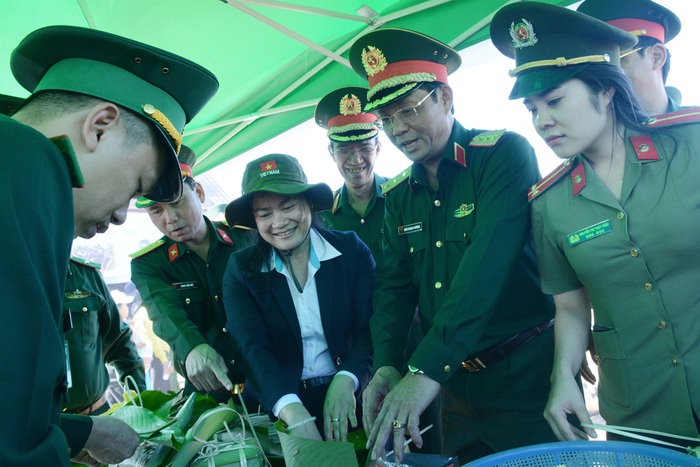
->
[2, 0, 576, 174]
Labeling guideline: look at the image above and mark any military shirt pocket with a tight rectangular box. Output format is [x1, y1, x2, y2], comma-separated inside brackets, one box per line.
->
[63, 295, 101, 345]
[175, 286, 208, 325]
[592, 327, 631, 409]
[405, 228, 427, 257]
[445, 217, 471, 246]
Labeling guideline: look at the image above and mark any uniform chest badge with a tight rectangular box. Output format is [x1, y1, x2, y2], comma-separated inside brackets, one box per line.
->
[454, 203, 474, 218]
[567, 219, 612, 247]
[65, 289, 90, 299]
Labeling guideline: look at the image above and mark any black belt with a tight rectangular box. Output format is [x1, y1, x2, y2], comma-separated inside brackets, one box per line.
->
[301, 374, 335, 389]
[461, 318, 554, 372]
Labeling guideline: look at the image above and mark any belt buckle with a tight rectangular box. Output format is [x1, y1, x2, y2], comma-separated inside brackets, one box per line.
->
[461, 359, 482, 372]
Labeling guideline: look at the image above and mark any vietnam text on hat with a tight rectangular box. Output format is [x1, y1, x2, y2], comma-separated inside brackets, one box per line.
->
[135, 145, 197, 209]
[349, 28, 461, 111]
[10, 25, 219, 203]
[577, 0, 680, 45]
[315, 86, 379, 142]
[224, 154, 332, 229]
[490, 2, 637, 99]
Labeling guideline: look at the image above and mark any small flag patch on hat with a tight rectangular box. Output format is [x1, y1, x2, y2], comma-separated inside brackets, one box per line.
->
[260, 161, 277, 172]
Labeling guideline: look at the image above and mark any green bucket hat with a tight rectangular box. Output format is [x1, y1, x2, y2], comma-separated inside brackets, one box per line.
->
[135, 145, 198, 209]
[348, 28, 461, 111]
[225, 154, 333, 229]
[490, 2, 637, 99]
[11, 25, 219, 203]
[314, 86, 379, 143]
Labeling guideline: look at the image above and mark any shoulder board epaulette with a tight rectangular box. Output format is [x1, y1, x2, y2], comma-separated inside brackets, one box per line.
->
[528, 159, 575, 202]
[469, 129, 506, 148]
[644, 107, 700, 128]
[129, 238, 166, 259]
[381, 168, 410, 195]
[69, 256, 101, 269]
[232, 224, 254, 231]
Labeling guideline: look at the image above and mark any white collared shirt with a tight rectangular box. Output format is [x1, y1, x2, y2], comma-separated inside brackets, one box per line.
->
[269, 229, 359, 416]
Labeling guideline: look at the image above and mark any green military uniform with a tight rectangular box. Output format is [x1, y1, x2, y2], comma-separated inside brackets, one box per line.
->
[62, 257, 145, 414]
[3, 21, 217, 465]
[373, 120, 557, 454]
[530, 109, 700, 437]
[130, 219, 248, 398]
[0, 114, 92, 466]
[319, 174, 387, 259]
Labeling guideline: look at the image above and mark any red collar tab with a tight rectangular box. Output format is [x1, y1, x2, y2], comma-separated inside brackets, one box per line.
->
[571, 162, 587, 197]
[217, 228, 234, 244]
[629, 135, 659, 161]
[454, 143, 466, 168]
[168, 243, 179, 262]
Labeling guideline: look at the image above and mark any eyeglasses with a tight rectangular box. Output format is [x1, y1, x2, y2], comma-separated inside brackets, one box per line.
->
[620, 46, 646, 59]
[331, 143, 378, 159]
[378, 88, 437, 130]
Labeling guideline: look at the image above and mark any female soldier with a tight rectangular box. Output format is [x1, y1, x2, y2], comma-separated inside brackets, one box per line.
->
[222, 154, 373, 442]
[490, 2, 700, 442]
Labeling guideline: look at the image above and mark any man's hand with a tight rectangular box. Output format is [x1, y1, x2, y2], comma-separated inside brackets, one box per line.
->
[73, 416, 140, 465]
[323, 374, 357, 441]
[362, 366, 402, 436]
[185, 343, 233, 392]
[365, 372, 440, 463]
[544, 373, 597, 441]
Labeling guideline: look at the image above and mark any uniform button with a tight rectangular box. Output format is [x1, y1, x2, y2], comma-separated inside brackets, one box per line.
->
[185, 298, 191, 304]
[659, 321, 666, 329]
[617, 212, 625, 220]
[409, 247, 414, 253]
[593, 355, 601, 364]
[435, 282, 442, 289]
[630, 249, 638, 257]
[443, 365, 451, 372]
[672, 359, 678, 366]
[230, 360, 236, 365]
[434, 200, 441, 207]
[360, 219, 366, 224]
[435, 241, 443, 248]
[336, 357, 341, 365]
[82, 307, 88, 312]
[222, 327, 228, 333]
[214, 295, 219, 301]
[644, 283, 653, 292]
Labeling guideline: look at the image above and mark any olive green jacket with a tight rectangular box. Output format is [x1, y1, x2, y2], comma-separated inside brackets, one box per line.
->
[62, 258, 145, 412]
[372, 120, 554, 383]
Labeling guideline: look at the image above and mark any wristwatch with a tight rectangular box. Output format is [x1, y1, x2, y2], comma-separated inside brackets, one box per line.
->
[408, 364, 424, 376]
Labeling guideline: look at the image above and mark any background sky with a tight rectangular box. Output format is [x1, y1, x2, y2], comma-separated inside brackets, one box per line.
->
[74, 0, 700, 284]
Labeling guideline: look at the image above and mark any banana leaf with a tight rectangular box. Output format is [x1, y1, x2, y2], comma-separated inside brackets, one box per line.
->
[274, 420, 359, 467]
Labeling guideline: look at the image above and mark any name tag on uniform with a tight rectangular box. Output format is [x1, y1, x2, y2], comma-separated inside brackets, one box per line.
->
[567, 219, 612, 247]
[172, 281, 198, 289]
[398, 222, 422, 235]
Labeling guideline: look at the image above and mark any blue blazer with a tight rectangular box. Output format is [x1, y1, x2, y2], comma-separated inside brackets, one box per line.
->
[222, 228, 374, 413]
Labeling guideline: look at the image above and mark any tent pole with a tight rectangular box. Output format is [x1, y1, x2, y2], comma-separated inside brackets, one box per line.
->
[238, 0, 373, 23]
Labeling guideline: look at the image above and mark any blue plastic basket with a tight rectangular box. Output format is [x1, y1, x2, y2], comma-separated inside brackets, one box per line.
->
[462, 441, 700, 467]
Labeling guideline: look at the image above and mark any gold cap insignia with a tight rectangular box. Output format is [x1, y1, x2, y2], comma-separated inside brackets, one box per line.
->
[509, 18, 538, 49]
[339, 94, 362, 116]
[362, 46, 388, 77]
